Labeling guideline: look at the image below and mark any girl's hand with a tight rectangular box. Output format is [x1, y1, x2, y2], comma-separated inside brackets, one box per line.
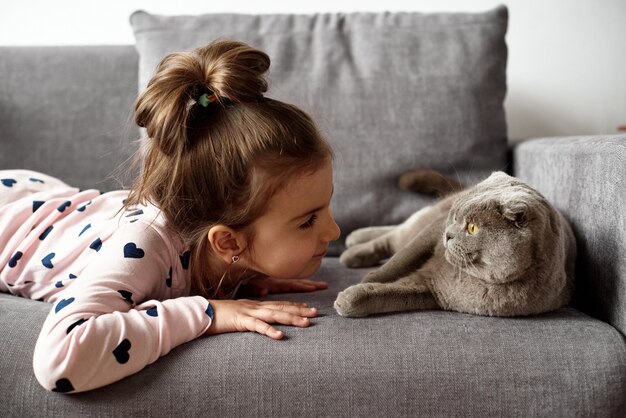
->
[239, 277, 329, 297]
[205, 299, 318, 340]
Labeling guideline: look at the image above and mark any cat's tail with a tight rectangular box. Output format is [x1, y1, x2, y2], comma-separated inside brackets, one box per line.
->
[398, 169, 465, 197]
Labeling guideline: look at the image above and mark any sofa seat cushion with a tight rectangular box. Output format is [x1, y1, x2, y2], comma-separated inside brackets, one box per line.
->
[129, 7, 509, 255]
[2, 257, 624, 416]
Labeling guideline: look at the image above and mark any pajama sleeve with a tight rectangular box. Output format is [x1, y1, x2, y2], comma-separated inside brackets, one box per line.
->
[32, 221, 213, 393]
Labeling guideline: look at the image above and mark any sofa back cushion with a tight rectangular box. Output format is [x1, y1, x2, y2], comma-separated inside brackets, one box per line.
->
[130, 7, 508, 254]
[0, 46, 139, 191]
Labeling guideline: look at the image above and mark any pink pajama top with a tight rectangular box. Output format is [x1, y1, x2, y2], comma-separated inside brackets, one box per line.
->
[0, 170, 214, 393]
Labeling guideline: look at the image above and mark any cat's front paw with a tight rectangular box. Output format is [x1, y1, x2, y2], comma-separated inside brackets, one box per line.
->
[345, 226, 394, 248]
[340, 245, 382, 268]
[361, 270, 385, 283]
[334, 284, 372, 317]
[345, 229, 369, 248]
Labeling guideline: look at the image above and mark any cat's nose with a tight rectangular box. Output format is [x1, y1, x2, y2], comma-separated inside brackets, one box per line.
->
[445, 232, 454, 243]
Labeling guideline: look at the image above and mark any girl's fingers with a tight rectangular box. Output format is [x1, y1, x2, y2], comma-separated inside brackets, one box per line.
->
[245, 299, 309, 308]
[302, 279, 328, 289]
[258, 288, 269, 297]
[244, 277, 328, 295]
[288, 283, 316, 292]
[235, 300, 320, 341]
[208, 299, 318, 339]
[253, 308, 311, 327]
[256, 303, 318, 318]
[275, 279, 327, 292]
[245, 317, 284, 340]
[257, 300, 312, 310]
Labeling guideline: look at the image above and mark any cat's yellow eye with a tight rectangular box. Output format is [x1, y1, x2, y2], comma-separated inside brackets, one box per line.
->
[467, 223, 479, 235]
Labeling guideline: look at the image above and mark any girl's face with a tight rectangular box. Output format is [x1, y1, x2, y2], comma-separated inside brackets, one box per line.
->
[245, 159, 340, 279]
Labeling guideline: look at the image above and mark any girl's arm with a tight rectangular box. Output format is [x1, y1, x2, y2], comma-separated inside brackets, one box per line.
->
[32, 221, 318, 393]
[32, 222, 212, 393]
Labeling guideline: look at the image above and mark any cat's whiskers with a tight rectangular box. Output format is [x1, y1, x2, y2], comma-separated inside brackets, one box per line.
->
[448, 162, 463, 189]
[456, 258, 465, 282]
[463, 258, 470, 273]
[460, 252, 481, 279]
[467, 259, 480, 277]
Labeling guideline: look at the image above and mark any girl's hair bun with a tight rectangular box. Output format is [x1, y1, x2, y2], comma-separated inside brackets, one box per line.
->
[135, 39, 271, 155]
[201, 40, 270, 103]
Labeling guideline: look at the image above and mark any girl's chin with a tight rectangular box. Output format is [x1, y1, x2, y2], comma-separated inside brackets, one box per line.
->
[292, 259, 325, 280]
[304, 257, 324, 275]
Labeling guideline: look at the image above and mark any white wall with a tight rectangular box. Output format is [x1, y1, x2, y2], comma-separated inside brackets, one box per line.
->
[1, 0, 625, 140]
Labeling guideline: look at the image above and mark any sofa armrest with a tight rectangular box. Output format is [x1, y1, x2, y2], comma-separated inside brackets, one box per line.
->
[513, 135, 626, 336]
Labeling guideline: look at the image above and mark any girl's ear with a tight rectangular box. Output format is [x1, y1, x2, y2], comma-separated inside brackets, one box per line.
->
[207, 225, 247, 264]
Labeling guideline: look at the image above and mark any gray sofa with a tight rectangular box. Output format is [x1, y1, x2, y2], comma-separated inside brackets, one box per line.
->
[1, 6, 625, 417]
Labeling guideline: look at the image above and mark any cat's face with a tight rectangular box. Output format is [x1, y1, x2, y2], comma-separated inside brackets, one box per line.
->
[443, 184, 541, 284]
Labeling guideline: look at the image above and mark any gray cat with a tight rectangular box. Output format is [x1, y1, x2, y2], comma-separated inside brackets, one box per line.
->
[334, 172, 576, 318]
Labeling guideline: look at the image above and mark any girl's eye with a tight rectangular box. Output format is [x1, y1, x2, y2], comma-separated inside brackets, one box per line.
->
[467, 223, 478, 235]
[300, 214, 318, 229]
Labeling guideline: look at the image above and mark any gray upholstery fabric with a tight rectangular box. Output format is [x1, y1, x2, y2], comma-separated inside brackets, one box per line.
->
[129, 7, 509, 254]
[0, 46, 139, 192]
[2, 257, 625, 417]
[514, 135, 626, 337]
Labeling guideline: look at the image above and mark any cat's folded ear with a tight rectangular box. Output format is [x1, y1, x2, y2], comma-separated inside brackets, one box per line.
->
[499, 201, 529, 228]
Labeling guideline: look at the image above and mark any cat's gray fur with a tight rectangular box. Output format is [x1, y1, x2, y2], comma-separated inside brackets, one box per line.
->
[335, 172, 576, 318]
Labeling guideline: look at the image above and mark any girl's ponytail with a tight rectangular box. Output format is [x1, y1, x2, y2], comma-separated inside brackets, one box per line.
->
[134, 40, 270, 156]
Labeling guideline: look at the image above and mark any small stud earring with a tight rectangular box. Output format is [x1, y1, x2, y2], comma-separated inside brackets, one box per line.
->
[232, 255, 240, 263]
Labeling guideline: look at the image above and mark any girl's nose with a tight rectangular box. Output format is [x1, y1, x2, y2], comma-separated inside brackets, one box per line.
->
[323, 210, 341, 242]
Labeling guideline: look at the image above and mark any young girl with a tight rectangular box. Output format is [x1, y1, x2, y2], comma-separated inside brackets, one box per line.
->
[0, 40, 340, 393]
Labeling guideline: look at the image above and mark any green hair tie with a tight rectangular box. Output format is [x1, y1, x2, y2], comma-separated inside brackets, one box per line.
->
[197, 92, 216, 107]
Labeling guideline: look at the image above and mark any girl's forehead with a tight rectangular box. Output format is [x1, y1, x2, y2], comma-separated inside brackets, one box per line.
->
[265, 161, 334, 216]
